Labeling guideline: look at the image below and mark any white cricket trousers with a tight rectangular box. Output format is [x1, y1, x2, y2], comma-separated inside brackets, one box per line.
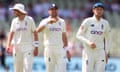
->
[82, 48, 106, 72]
[13, 44, 33, 72]
[44, 46, 66, 72]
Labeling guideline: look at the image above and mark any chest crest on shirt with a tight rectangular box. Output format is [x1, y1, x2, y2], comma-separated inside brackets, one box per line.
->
[25, 21, 27, 26]
[58, 22, 61, 26]
[90, 24, 95, 27]
[101, 24, 104, 30]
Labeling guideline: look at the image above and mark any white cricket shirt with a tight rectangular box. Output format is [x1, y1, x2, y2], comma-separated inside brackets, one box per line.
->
[39, 17, 66, 47]
[76, 16, 111, 53]
[10, 16, 36, 45]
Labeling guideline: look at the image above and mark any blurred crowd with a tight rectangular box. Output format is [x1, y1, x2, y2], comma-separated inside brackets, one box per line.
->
[0, 29, 9, 71]
[0, 0, 120, 22]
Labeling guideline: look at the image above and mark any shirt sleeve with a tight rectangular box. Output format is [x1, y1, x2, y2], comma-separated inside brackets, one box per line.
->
[104, 21, 111, 54]
[38, 19, 47, 27]
[76, 19, 90, 44]
[10, 19, 16, 32]
[30, 17, 36, 32]
[62, 20, 66, 32]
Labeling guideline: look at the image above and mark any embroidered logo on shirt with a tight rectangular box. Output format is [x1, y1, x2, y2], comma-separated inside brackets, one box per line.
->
[59, 22, 61, 26]
[90, 24, 95, 27]
[101, 24, 104, 29]
[25, 21, 27, 26]
[80, 26, 84, 30]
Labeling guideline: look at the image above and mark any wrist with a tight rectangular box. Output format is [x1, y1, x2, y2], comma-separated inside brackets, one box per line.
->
[33, 41, 39, 47]
[64, 46, 70, 51]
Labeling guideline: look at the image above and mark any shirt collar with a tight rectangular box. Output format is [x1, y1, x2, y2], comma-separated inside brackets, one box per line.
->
[17, 15, 27, 22]
[48, 16, 59, 19]
[48, 16, 60, 22]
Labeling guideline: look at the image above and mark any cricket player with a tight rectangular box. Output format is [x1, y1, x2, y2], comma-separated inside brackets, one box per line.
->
[76, 2, 111, 72]
[35, 4, 71, 72]
[6, 3, 39, 72]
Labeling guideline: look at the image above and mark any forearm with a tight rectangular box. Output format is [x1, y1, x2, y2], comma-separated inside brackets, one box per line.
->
[33, 30, 39, 41]
[63, 38, 68, 47]
[33, 30, 39, 48]
[62, 33, 68, 47]
[7, 32, 14, 48]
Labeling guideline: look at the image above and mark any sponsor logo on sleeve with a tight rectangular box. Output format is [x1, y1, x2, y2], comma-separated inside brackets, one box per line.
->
[80, 26, 84, 30]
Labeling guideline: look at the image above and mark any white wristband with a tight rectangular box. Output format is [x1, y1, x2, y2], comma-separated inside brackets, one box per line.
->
[64, 46, 70, 51]
[33, 41, 39, 47]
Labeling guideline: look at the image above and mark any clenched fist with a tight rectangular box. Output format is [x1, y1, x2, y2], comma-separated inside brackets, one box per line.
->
[88, 42, 96, 49]
[48, 18, 58, 24]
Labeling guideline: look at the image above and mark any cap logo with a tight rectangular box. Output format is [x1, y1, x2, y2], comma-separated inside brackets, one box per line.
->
[52, 4, 55, 7]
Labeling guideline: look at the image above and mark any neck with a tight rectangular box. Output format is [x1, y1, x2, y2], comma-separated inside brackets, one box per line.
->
[18, 14, 26, 21]
[50, 16, 58, 20]
[50, 15, 58, 18]
[95, 15, 101, 21]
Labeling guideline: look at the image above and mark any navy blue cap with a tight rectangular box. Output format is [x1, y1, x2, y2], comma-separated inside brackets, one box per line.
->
[49, 3, 58, 10]
[93, 2, 104, 9]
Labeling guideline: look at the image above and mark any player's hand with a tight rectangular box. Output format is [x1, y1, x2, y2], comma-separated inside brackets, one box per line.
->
[6, 45, 13, 54]
[88, 42, 96, 49]
[48, 18, 57, 24]
[6, 47, 13, 54]
[66, 51, 71, 62]
[33, 47, 38, 56]
[105, 52, 108, 64]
